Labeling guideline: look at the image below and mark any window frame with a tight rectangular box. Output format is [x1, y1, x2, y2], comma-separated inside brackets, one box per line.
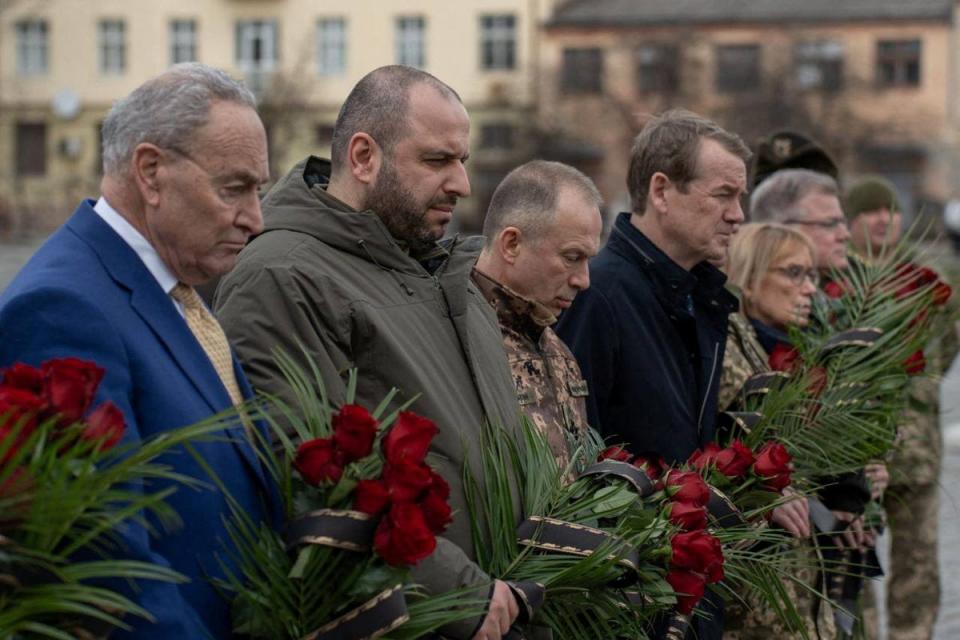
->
[15, 19, 48, 76]
[715, 43, 761, 93]
[169, 19, 198, 66]
[479, 14, 516, 71]
[316, 17, 347, 75]
[561, 47, 604, 95]
[98, 19, 126, 75]
[395, 16, 426, 68]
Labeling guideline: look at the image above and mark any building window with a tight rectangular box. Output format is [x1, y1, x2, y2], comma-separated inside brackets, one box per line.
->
[561, 48, 603, 94]
[715, 44, 760, 92]
[480, 15, 516, 71]
[316, 18, 346, 75]
[636, 44, 678, 93]
[395, 16, 425, 68]
[877, 39, 921, 87]
[15, 122, 47, 177]
[169, 19, 197, 65]
[236, 20, 278, 94]
[98, 19, 126, 75]
[480, 123, 515, 150]
[15, 20, 48, 76]
[794, 40, 844, 91]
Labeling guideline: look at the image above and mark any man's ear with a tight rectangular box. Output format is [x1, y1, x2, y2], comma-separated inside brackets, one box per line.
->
[648, 172, 672, 215]
[498, 226, 523, 265]
[347, 133, 381, 186]
[131, 143, 164, 208]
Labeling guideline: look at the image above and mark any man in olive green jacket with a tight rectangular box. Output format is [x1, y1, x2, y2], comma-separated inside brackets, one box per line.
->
[215, 66, 523, 639]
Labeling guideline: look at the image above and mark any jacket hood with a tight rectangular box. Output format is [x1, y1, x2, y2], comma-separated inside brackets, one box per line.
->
[259, 156, 482, 278]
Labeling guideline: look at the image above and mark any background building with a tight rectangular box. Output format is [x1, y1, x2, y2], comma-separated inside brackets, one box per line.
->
[540, 0, 959, 223]
[0, 0, 556, 235]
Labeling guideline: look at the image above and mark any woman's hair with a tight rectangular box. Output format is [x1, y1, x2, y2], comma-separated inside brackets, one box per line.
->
[727, 223, 815, 298]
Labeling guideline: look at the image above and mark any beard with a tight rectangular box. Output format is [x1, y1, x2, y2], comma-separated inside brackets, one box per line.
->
[362, 161, 455, 254]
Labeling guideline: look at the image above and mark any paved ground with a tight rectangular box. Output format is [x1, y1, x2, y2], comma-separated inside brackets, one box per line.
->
[1, 235, 959, 637]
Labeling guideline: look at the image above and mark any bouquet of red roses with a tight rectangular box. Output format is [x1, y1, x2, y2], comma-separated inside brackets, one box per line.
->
[1, 357, 225, 637]
[216, 364, 479, 639]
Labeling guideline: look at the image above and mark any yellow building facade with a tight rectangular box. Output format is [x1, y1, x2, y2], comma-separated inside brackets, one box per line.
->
[0, 0, 555, 235]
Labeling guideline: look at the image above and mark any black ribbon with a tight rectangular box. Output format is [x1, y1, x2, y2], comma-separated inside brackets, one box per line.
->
[822, 327, 883, 353]
[506, 580, 546, 625]
[579, 460, 656, 497]
[302, 584, 409, 640]
[516, 516, 640, 572]
[705, 487, 747, 529]
[742, 372, 790, 397]
[284, 509, 376, 552]
[716, 411, 763, 435]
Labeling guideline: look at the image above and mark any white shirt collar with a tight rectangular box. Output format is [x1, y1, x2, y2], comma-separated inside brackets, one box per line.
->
[93, 197, 179, 296]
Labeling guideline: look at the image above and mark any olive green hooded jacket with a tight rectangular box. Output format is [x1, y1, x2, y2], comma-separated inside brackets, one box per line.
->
[214, 156, 522, 637]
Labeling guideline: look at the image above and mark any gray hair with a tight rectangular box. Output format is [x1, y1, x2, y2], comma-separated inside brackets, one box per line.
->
[101, 63, 257, 176]
[482, 160, 602, 246]
[331, 65, 462, 169]
[749, 168, 840, 223]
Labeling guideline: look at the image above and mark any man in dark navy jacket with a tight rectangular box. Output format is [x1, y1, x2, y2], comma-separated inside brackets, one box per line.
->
[556, 109, 749, 639]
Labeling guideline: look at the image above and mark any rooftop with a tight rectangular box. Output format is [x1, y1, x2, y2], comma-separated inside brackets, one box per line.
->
[548, 0, 954, 28]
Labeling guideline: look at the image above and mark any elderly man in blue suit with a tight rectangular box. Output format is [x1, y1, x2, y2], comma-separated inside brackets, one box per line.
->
[0, 63, 275, 638]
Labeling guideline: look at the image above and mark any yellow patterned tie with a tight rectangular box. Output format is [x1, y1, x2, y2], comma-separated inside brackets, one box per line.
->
[171, 283, 244, 407]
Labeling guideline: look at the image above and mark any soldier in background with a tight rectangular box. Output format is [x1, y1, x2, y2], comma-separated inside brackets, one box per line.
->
[473, 160, 603, 469]
[846, 176, 953, 640]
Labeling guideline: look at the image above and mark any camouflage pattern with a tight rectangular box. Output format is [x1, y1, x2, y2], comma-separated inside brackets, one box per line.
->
[724, 541, 837, 640]
[472, 269, 589, 470]
[718, 311, 769, 412]
[852, 250, 957, 640]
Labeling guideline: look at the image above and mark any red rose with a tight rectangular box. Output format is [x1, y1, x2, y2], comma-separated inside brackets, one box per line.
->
[383, 459, 433, 502]
[670, 530, 724, 583]
[904, 350, 926, 375]
[598, 445, 633, 463]
[688, 443, 721, 471]
[427, 468, 451, 499]
[753, 442, 792, 492]
[332, 404, 379, 462]
[893, 263, 938, 299]
[293, 438, 343, 486]
[373, 502, 437, 567]
[420, 489, 453, 535]
[822, 280, 845, 299]
[2, 363, 44, 394]
[932, 281, 952, 306]
[0, 388, 44, 461]
[666, 569, 707, 615]
[768, 344, 800, 373]
[806, 366, 828, 397]
[41, 358, 104, 426]
[715, 440, 755, 479]
[668, 501, 707, 531]
[665, 471, 710, 507]
[383, 411, 438, 465]
[82, 401, 125, 451]
[353, 479, 390, 516]
[633, 455, 664, 480]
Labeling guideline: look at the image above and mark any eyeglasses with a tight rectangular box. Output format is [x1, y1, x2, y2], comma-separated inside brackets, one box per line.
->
[783, 217, 847, 231]
[771, 265, 820, 287]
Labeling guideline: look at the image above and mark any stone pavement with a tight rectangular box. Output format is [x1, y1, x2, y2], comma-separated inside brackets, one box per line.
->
[0, 235, 959, 637]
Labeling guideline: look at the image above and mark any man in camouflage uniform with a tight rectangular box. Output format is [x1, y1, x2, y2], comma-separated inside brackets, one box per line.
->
[473, 160, 603, 469]
[845, 176, 955, 639]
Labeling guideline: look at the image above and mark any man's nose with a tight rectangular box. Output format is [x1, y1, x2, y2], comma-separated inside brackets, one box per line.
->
[445, 162, 471, 198]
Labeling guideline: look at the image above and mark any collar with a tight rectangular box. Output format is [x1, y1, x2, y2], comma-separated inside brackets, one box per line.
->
[472, 268, 556, 338]
[608, 212, 735, 313]
[93, 197, 179, 297]
[749, 317, 790, 354]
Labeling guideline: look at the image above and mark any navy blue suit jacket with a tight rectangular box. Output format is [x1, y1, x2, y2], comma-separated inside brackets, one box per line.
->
[0, 200, 277, 638]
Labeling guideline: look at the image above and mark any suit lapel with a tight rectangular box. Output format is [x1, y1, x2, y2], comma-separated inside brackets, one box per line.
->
[68, 203, 272, 494]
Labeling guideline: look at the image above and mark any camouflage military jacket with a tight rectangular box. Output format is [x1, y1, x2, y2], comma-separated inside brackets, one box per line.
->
[718, 311, 769, 412]
[849, 250, 956, 486]
[472, 269, 589, 469]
